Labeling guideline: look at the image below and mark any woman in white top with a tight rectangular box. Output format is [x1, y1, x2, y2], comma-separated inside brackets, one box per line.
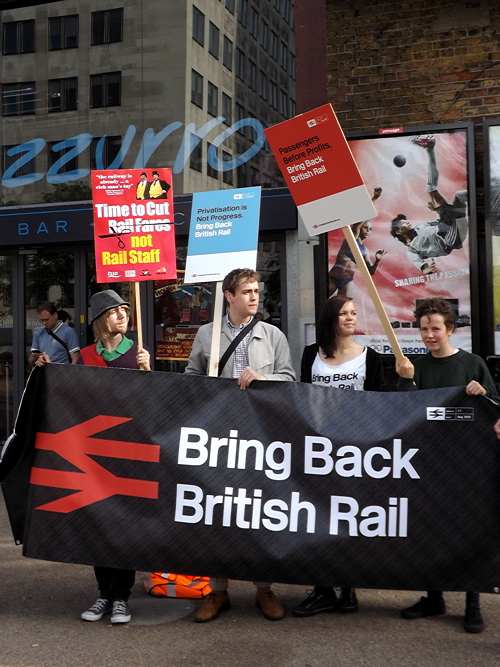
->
[292, 295, 384, 618]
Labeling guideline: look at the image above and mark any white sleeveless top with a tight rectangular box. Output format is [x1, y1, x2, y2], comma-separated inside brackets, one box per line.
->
[311, 348, 367, 391]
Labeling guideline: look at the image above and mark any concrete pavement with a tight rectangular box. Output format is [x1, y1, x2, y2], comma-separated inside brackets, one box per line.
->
[1, 496, 499, 667]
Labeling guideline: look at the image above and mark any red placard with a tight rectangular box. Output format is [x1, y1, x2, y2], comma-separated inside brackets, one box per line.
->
[91, 168, 176, 283]
[264, 104, 375, 235]
[265, 104, 363, 205]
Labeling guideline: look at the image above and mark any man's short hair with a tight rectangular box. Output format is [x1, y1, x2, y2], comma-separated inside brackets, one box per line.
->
[222, 268, 261, 295]
[414, 297, 456, 330]
[390, 214, 407, 244]
[37, 301, 57, 315]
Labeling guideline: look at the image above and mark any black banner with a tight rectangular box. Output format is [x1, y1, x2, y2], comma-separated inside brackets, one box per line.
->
[2, 364, 500, 592]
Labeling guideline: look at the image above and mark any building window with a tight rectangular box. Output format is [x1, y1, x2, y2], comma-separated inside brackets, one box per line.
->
[279, 89, 288, 116]
[207, 81, 218, 116]
[236, 103, 245, 135]
[91, 9, 123, 45]
[259, 70, 267, 100]
[290, 98, 296, 116]
[191, 69, 203, 108]
[48, 15, 78, 50]
[269, 81, 277, 109]
[90, 136, 122, 169]
[223, 36, 233, 71]
[288, 52, 296, 79]
[236, 161, 248, 187]
[248, 60, 256, 91]
[208, 22, 219, 59]
[236, 49, 245, 80]
[192, 6, 205, 46]
[3, 20, 35, 55]
[280, 41, 287, 69]
[3, 144, 35, 178]
[207, 142, 218, 179]
[222, 93, 232, 125]
[259, 19, 268, 50]
[2, 82, 35, 115]
[270, 31, 278, 60]
[90, 72, 121, 107]
[272, 0, 280, 9]
[249, 7, 258, 38]
[48, 140, 78, 174]
[48, 77, 77, 112]
[281, 0, 290, 22]
[238, 0, 248, 25]
[190, 138, 202, 172]
[225, 0, 235, 14]
[222, 151, 233, 185]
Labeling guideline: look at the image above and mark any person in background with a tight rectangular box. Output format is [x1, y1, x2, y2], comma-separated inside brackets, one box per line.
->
[29, 301, 80, 366]
[292, 295, 384, 618]
[396, 296, 498, 634]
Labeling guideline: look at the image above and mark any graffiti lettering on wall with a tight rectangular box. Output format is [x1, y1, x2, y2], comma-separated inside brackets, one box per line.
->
[3, 117, 266, 187]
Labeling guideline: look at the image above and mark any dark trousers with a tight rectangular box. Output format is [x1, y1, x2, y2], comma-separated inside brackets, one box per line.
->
[94, 566, 135, 601]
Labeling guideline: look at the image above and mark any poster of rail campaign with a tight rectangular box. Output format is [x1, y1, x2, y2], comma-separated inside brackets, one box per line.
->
[91, 168, 176, 283]
[327, 127, 473, 354]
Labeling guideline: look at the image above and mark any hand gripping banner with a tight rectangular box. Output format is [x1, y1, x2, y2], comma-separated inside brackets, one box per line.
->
[2, 364, 500, 592]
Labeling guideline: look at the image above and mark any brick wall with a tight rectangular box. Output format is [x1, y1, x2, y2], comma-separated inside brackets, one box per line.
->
[326, 0, 500, 131]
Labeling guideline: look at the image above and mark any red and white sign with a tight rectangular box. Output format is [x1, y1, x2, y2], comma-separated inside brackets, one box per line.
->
[91, 168, 176, 283]
[264, 104, 376, 236]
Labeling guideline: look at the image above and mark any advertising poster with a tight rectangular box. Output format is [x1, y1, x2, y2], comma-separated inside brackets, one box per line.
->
[184, 186, 261, 284]
[155, 275, 212, 362]
[264, 104, 375, 236]
[328, 127, 473, 354]
[91, 168, 176, 283]
[485, 122, 500, 354]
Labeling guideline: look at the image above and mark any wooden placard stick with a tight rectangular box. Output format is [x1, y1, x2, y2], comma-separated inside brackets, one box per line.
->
[133, 281, 146, 369]
[342, 225, 404, 364]
[208, 281, 224, 377]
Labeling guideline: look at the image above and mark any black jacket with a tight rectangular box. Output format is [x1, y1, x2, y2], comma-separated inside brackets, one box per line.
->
[300, 343, 384, 390]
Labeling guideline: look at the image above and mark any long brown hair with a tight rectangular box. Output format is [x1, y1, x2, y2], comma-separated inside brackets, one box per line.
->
[317, 295, 354, 359]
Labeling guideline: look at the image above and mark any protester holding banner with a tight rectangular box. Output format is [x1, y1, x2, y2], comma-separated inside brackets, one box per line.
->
[292, 295, 384, 618]
[396, 296, 498, 633]
[329, 188, 387, 296]
[79, 290, 149, 623]
[185, 268, 295, 622]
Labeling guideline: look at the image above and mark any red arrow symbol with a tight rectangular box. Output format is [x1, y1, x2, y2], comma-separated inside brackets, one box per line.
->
[30, 415, 160, 513]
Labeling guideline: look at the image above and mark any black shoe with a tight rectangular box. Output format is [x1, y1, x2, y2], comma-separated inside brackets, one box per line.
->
[110, 600, 131, 624]
[292, 589, 337, 617]
[401, 596, 446, 619]
[338, 587, 358, 613]
[464, 607, 484, 633]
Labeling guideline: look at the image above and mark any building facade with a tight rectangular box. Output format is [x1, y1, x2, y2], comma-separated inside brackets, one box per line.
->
[0, 0, 302, 444]
[0, 0, 295, 205]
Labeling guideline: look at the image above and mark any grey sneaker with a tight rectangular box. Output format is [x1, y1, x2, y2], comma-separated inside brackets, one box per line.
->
[81, 597, 112, 621]
[111, 600, 131, 624]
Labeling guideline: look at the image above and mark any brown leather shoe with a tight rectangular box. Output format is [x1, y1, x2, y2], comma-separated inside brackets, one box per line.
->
[255, 588, 285, 620]
[195, 590, 230, 623]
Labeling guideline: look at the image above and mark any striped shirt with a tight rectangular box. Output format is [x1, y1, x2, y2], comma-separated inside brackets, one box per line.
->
[226, 315, 254, 378]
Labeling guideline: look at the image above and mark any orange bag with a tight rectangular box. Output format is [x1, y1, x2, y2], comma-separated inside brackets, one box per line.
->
[143, 572, 211, 599]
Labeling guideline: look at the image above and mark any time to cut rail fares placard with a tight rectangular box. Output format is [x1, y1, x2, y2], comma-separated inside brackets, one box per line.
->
[264, 104, 376, 237]
[91, 168, 177, 283]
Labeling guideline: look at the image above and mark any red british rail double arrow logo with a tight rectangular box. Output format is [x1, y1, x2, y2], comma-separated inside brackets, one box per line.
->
[30, 415, 160, 513]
